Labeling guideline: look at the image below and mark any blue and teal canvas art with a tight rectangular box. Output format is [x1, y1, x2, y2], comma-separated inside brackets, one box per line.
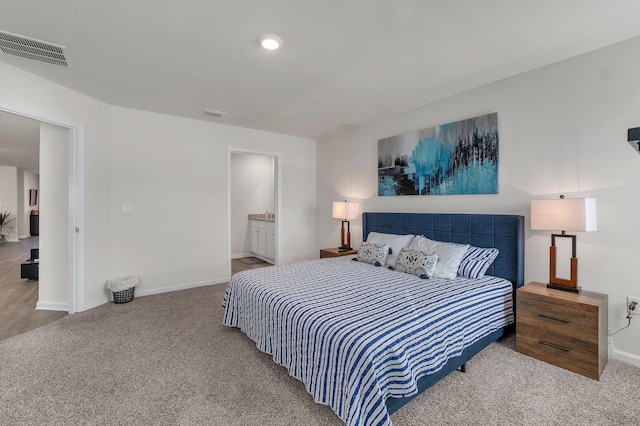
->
[378, 113, 498, 196]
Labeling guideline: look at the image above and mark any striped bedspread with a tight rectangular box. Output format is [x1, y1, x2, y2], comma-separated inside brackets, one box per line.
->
[223, 257, 514, 426]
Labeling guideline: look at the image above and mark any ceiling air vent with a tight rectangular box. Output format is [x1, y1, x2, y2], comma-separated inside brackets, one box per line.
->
[202, 108, 228, 118]
[0, 30, 69, 68]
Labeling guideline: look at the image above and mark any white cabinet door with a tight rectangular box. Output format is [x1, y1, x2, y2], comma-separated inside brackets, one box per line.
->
[257, 221, 267, 256]
[266, 222, 275, 260]
[249, 221, 259, 254]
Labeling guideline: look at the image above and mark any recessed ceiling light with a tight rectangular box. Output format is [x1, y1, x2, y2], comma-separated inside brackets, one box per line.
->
[259, 34, 282, 50]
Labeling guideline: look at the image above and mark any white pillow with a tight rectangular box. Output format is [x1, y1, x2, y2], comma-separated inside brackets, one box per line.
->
[409, 236, 469, 279]
[365, 232, 414, 267]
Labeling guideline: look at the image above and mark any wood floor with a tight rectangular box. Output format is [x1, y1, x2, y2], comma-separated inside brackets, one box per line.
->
[0, 237, 67, 343]
[0, 248, 268, 343]
[231, 256, 271, 275]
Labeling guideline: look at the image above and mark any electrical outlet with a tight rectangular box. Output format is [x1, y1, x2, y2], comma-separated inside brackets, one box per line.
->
[168, 254, 175, 264]
[193, 252, 199, 262]
[627, 296, 640, 316]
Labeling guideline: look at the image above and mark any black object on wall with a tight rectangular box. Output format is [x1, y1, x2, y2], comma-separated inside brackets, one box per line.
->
[628, 127, 640, 141]
[628, 127, 640, 154]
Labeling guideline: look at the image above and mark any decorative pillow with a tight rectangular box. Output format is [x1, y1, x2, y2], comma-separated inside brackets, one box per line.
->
[394, 248, 439, 279]
[355, 242, 390, 267]
[409, 236, 469, 279]
[458, 246, 500, 279]
[365, 232, 414, 267]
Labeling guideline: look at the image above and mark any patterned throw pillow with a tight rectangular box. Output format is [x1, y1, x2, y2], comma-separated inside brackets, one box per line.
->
[355, 242, 390, 267]
[394, 248, 439, 279]
[458, 246, 500, 278]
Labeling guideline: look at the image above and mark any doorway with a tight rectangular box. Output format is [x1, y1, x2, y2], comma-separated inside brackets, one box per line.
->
[0, 107, 82, 314]
[227, 148, 279, 278]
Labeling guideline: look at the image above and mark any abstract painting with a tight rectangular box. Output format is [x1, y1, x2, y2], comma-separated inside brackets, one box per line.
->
[378, 113, 498, 196]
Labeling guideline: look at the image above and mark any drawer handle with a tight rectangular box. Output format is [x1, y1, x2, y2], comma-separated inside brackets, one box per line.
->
[537, 314, 569, 324]
[538, 340, 570, 352]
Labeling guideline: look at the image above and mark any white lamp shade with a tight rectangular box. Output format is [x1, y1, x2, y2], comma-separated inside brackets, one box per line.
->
[531, 198, 597, 232]
[332, 201, 359, 220]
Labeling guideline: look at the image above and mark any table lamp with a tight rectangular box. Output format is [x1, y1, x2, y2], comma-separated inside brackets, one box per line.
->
[531, 196, 597, 293]
[332, 201, 359, 251]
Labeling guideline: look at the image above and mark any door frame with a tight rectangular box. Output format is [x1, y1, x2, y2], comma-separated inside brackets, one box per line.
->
[226, 147, 280, 279]
[0, 106, 84, 314]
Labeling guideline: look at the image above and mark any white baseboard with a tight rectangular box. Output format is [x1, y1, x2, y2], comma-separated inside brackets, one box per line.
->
[611, 349, 640, 368]
[231, 253, 252, 259]
[78, 278, 230, 312]
[36, 301, 69, 312]
[134, 277, 228, 298]
[231, 253, 274, 263]
[83, 298, 107, 311]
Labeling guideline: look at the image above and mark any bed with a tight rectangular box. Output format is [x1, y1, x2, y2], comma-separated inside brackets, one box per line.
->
[223, 212, 524, 426]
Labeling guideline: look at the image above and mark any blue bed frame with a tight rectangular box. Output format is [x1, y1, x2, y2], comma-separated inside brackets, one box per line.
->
[361, 212, 525, 415]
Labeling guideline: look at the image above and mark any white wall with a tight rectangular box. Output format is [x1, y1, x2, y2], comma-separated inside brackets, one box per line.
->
[108, 107, 315, 299]
[38, 122, 69, 308]
[0, 60, 112, 312]
[230, 153, 275, 258]
[0, 165, 18, 241]
[317, 36, 640, 365]
[1, 60, 316, 311]
[16, 170, 24, 238]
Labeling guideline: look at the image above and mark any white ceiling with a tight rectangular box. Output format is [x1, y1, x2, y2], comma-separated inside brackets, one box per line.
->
[2, 0, 640, 168]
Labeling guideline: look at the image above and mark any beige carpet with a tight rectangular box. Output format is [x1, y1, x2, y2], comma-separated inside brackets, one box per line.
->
[1, 284, 638, 425]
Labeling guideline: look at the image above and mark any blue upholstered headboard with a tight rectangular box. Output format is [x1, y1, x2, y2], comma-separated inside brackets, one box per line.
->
[362, 212, 525, 287]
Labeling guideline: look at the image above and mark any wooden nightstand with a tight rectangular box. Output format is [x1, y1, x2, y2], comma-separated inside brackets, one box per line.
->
[516, 281, 608, 380]
[320, 248, 358, 258]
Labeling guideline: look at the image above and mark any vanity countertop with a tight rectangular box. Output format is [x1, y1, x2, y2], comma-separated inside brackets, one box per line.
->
[248, 214, 275, 222]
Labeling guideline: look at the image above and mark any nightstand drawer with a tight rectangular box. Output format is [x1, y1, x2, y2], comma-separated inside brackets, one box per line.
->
[517, 298, 598, 342]
[517, 323, 598, 356]
[516, 332, 600, 380]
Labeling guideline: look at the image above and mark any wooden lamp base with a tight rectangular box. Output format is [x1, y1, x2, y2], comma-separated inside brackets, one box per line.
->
[547, 234, 580, 293]
[339, 220, 352, 251]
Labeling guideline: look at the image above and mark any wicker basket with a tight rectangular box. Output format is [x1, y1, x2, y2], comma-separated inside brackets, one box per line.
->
[112, 287, 135, 304]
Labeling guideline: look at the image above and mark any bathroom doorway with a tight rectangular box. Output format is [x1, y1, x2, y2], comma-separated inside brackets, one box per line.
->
[227, 148, 279, 278]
